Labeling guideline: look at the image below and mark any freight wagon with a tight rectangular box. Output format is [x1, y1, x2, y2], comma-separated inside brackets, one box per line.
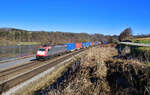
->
[98, 42, 101, 45]
[92, 42, 95, 46]
[89, 42, 92, 46]
[76, 43, 82, 49]
[95, 42, 99, 46]
[103, 41, 108, 44]
[66, 43, 76, 51]
[86, 42, 89, 47]
[82, 42, 87, 48]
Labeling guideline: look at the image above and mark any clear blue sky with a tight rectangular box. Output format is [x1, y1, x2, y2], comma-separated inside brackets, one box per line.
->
[0, 0, 150, 35]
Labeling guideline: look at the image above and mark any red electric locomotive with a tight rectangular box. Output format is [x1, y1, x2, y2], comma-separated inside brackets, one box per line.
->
[36, 45, 67, 60]
[36, 45, 52, 59]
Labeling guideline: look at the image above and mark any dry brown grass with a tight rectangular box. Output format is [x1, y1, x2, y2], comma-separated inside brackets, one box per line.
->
[81, 47, 117, 78]
[82, 47, 117, 66]
[47, 46, 150, 95]
[48, 46, 118, 95]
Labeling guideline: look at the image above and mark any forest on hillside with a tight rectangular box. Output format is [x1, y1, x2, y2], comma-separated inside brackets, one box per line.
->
[0, 28, 111, 45]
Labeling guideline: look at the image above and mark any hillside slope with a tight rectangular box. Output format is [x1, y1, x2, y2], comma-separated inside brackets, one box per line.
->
[0, 28, 108, 46]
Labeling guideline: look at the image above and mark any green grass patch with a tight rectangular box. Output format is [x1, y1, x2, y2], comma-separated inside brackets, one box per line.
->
[132, 38, 150, 44]
[147, 62, 150, 66]
[136, 47, 150, 51]
[0, 39, 17, 46]
[136, 40, 150, 44]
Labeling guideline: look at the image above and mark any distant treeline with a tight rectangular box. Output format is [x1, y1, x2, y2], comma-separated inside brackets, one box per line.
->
[0, 28, 112, 45]
[134, 34, 150, 38]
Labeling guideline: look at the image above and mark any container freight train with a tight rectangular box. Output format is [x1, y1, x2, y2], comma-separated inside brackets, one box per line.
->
[36, 41, 106, 60]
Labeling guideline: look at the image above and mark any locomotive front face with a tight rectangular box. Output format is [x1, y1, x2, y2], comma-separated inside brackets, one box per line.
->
[37, 48, 46, 56]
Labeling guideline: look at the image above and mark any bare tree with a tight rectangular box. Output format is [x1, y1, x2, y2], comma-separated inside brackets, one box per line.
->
[119, 28, 133, 41]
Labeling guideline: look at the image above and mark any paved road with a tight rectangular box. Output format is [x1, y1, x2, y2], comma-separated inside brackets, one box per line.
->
[0, 56, 35, 70]
[120, 42, 150, 47]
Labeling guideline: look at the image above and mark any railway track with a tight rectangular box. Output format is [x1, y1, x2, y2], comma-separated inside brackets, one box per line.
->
[0, 61, 39, 82]
[0, 52, 70, 82]
[0, 49, 85, 93]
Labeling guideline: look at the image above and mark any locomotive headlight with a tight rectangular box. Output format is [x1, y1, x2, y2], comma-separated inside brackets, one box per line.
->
[37, 51, 45, 55]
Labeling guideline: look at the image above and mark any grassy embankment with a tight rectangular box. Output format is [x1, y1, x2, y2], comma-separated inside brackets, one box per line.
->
[131, 38, 150, 64]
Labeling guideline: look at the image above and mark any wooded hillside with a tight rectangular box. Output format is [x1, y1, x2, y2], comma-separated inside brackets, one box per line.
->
[0, 28, 109, 45]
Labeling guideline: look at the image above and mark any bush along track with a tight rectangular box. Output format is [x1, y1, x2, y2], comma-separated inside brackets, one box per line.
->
[131, 47, 150, 63]
[106, 59, 150, 95]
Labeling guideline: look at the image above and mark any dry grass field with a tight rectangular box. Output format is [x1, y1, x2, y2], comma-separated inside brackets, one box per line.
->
[45, 46, 150, 95]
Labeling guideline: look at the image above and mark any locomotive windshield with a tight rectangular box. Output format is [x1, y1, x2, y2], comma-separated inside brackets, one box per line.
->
[38, 48, 45, 51]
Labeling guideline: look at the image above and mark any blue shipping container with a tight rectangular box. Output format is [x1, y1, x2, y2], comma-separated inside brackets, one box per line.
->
[66, 43, 76, 51]
[86, 42, 89, 47]
[89, 42, 92, 46]
[103, 41, 108, 44]
[95, 42, 98, 46]
[82, 42, 87, 48]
